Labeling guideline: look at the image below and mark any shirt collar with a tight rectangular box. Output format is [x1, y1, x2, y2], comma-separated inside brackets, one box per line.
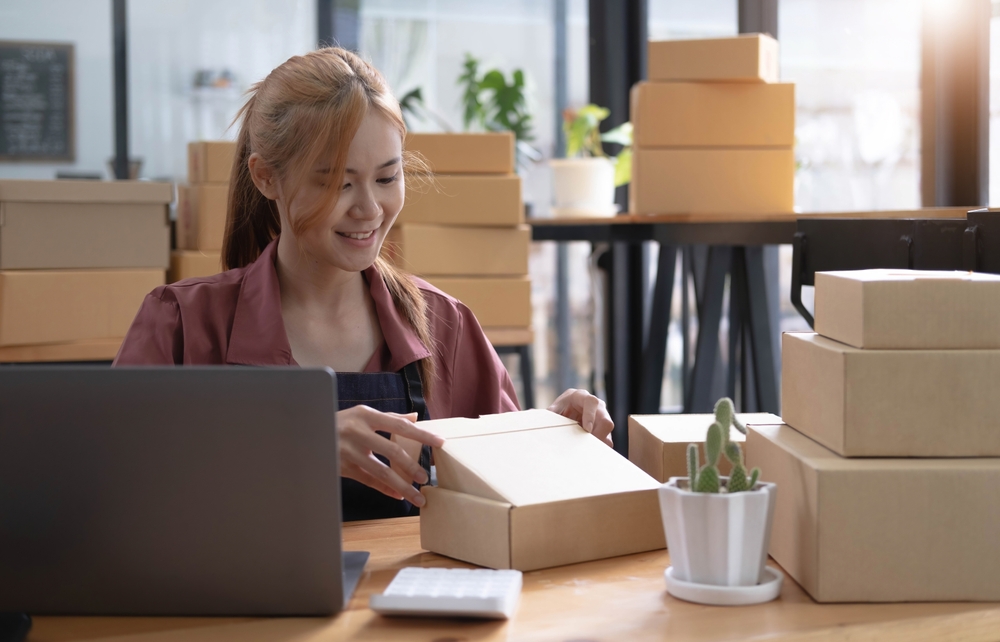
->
[225, 238, 432, 371]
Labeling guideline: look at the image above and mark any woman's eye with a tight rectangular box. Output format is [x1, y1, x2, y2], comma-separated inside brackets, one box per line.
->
[377, 173, 399, 185]
[341, 182, 352, 190]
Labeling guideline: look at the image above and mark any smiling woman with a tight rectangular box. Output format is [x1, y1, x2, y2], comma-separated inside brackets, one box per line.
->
[113, 47, 613, 521]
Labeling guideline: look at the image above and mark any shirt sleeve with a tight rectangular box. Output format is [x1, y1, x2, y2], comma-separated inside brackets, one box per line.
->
[113, 290, 184, 365]
[444, 302, 521, 418]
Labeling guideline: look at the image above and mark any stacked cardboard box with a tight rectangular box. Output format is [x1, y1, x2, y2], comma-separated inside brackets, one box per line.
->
[395, 132, 531, 337]
[171, 141, 233, 282]
[630, 34, 795, 216]
[0, 179, 170, 362]
[745, 269, 1000, 602]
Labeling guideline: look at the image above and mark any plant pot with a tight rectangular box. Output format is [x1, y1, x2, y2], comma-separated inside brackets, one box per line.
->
[549, 157, 615, 215]
[658, 476, 777, 587]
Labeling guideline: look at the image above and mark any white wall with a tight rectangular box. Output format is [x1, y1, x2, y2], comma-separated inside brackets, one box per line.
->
[0, 0, 113, 179]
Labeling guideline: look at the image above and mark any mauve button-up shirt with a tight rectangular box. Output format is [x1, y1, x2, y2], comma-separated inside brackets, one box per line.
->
[114, 239, 520, 420]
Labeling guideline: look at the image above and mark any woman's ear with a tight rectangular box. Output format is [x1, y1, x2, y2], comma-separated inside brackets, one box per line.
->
[248, 153, 280, 200]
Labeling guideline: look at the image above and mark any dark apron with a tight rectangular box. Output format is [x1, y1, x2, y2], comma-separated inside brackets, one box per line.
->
[338, 361, 432, 522]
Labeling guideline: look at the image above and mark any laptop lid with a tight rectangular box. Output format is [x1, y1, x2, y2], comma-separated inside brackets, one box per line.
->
[0, 366, 352, 616]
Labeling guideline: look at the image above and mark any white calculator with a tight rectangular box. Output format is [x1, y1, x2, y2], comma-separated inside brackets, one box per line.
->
[369, 567, 523, 619]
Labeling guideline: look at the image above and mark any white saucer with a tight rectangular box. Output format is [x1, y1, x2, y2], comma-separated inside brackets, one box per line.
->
[664, 566, 783, 606]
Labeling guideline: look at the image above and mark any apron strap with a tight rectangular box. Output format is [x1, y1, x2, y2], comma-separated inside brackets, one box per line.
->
[401, 360, 432, 480]
[401, 361, 429, 421]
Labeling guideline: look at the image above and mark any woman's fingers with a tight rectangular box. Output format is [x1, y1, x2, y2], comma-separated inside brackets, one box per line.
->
[364, 407, 446, 448]
[352, 454, 426, 507]
[363, 429, 429, 485]
[549, 388, 615, 447]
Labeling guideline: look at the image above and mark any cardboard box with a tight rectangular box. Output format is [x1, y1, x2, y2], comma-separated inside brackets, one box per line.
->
[782, 332, 1000, 457]
[0, 179, 170, 269]
[483, 326, 534, 347]
[814, 270, 1000, 350]
[406, 133, 515, 175]
[747, 423, 1000, 602]
[631, 82, 794, 148]
[388, 224, 529, 276]
[177, 184, 228, 251]
[169, 250, 223, 283]
[648, 34, 779, 83]
[628, 413, 781, 483]
[187, 141, 237, 184]
[420, 409, 665, 571]
[425, 277, 531, 327]
[631, 148, 794, 215]
[399, 175, 522, 226]
[0, 269, 164, 347]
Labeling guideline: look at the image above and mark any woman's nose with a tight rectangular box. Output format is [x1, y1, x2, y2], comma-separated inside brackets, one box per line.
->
[350, 185, 381, 220]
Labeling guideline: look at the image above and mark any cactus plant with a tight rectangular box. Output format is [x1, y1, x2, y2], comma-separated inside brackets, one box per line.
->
[685, 398, 762, 494]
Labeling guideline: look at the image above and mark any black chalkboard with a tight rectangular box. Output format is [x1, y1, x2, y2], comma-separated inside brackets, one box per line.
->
[0, 41, 74, 161]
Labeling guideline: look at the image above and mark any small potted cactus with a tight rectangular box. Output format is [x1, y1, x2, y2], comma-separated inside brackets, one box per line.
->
[657, 398, 777, 595]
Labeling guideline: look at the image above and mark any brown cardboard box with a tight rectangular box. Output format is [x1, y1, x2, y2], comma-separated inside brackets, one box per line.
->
[746, 423, 1000, 602]
[187, 141, 237, 184]
[420, 409, 665, 571]
[169, 250, 223, 283]
[0, 179, 170, 269]
[648, 34, 779, 83]
[631, 148, 794, 215]
[0, 269, 164, 346]
[388, 224, 529, 276]
[628, 413, 781, 483]
[631, 82, 794, 148]
[814, 269, 1000, 349]
[425, 277, 531, 327]
[177, 184, 228, 251]
[782, 331, 1000, 457]
[399, 175, 522, 226]
[405, 132, 515, 175]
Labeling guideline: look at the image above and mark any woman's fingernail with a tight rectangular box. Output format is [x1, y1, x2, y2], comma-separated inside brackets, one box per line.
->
[417, 470, 429, 484]
[412, 493, 426, 507]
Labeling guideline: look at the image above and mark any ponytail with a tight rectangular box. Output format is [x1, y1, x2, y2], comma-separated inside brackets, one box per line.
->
[223, 112, 281, 271]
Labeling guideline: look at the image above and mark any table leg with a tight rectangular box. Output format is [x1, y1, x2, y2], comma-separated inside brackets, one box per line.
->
[742, 246, 780, 413]
[685, 246, 731, 413]
[637, 245, 677, 413]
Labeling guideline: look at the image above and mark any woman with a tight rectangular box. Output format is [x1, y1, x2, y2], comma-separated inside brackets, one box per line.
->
[115, 47, 613, 520]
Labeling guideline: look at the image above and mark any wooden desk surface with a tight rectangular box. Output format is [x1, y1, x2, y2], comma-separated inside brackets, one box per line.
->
[31, 518, 1000, 642]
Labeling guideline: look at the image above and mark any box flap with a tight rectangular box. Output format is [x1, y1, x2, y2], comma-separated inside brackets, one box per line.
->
[420, 408, 577, 440]
[0, 179, 173, 204]
[434, 416, 660, 506]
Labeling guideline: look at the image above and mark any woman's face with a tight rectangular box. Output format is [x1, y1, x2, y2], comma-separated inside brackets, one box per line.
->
[279, 110, 405, 273]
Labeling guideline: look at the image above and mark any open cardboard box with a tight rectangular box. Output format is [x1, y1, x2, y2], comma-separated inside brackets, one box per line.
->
[814, 269, 1000, 349]
[420, 409, 665, 571]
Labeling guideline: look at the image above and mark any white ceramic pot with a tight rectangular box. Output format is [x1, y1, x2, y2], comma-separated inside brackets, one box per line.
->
[549, 157, 615, 212]
[658, 477, 777, 587]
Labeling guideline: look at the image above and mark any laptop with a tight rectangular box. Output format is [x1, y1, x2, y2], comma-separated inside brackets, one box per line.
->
[0, 366, 367, 616]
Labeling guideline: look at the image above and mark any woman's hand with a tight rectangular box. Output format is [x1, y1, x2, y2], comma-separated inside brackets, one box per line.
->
[338, 405, 445, 507]
[548, 388, 614, 447]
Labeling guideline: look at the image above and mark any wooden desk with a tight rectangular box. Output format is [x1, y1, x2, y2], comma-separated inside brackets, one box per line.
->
[31, 518, 1000, 642]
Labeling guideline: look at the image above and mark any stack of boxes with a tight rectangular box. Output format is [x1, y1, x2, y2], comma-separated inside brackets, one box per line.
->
[630, 34, 795, 217]
[0, 179, 170, 362]
[746, 269, 1000, 602]
[171, 141, 234, 282]
[393, 132, 532, 344]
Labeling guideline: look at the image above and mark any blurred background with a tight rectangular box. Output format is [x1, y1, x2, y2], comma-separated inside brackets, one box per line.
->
[0, 0, 991, 410]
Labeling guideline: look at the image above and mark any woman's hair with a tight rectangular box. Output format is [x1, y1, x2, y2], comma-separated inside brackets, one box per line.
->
[223, 47, 435, 394]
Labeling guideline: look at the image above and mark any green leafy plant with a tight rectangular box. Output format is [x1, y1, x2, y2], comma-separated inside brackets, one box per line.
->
[459, 53, 533, 142]
[562, 105, 633, 187]
[686, 398, 761, 494]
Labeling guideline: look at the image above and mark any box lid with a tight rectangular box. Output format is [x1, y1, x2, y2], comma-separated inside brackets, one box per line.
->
[629, 412, 781, 444]
[427, 409, 660, 506]
[0, 179, 173, 204]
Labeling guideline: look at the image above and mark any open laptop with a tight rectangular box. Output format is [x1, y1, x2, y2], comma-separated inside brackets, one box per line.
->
[0, 366, 367, 616]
